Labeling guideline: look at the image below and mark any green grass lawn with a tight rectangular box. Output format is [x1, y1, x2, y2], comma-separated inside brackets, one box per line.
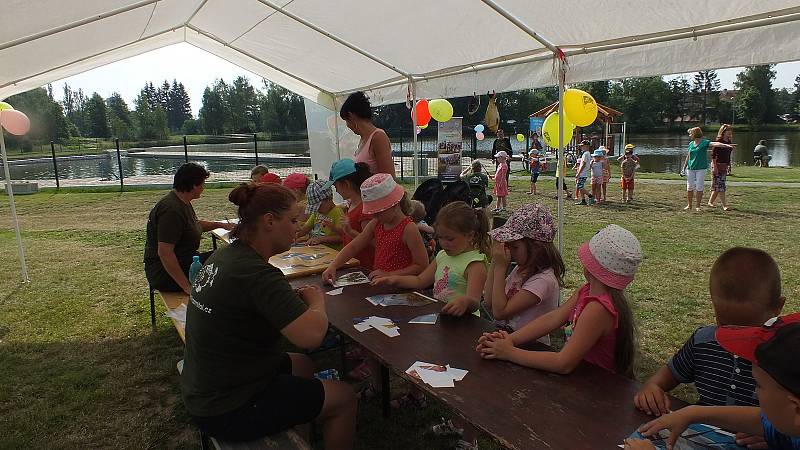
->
[0, 181, 798, 449]
[635, 165, 800, 183]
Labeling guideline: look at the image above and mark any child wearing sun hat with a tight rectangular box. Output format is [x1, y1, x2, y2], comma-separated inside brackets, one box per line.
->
[477, 224, 642, 376]
[323, 173, 428, 283]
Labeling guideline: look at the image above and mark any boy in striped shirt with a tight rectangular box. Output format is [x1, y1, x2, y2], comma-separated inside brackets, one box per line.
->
[634, 248, 785, 445]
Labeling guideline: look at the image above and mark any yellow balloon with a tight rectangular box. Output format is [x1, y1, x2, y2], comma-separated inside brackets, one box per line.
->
[563, 88, 598, 127]
[542, 113, 574, 148]
[516, 133, 525, 142]
[0, 102, 13, 111]
[428, 98, 453, 122]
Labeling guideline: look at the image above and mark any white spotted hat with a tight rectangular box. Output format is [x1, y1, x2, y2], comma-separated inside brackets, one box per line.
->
[577, 224, 642, 289]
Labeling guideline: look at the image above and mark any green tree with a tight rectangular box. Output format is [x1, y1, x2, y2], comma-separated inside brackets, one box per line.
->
[106, 92, 134, 139]
[167, 80, 192, 132]
[133, 86, 168, 140]
[666, 77, 692, 126]
[692, 71, 720, 124]
[792, 74, 800, 120]
[734, 65, 777, 124]
[84, 93, 110, 138]
[227, 76, 258, 133]
[607, 77, 670, 130]
[735, 87, 765, 126]
[199, 80, 228, 135]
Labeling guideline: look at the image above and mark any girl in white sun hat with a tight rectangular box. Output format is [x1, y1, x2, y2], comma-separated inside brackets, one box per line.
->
[323, 173, 428, 283]
[477, 224, 642, 377]
[491, 150, 510, 212]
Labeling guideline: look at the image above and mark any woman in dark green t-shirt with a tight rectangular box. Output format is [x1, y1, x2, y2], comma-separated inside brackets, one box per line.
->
[182, 182, 356, 448]
[681, 128, 735, 212]
[143, 162, 233, 294]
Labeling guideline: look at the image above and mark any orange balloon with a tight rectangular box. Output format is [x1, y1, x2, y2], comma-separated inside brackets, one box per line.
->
[412, 99, 431, 127]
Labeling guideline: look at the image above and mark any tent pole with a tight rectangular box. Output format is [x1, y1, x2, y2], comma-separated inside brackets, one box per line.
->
[0, 116, 30, 282]
[556, 59, 566, 265]
[410, 78, 419, 187]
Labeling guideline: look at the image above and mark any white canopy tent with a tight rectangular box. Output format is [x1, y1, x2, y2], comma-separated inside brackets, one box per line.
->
[2, 0, 800, 280]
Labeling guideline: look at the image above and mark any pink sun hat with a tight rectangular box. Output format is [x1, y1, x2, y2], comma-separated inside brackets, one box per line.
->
[361, 173, 405, 215]
[578, 224, 642, 290]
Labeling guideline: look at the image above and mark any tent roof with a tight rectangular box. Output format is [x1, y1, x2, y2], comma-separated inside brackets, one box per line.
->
[2, 1, 800, 109]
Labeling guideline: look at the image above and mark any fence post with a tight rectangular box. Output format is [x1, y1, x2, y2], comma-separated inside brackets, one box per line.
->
[50, 141, 60, 189]
[183, 136, 189, 163]
[399, 131, 404, 182]
[253, 133, 259, 166]
[115, 138, 124, 191]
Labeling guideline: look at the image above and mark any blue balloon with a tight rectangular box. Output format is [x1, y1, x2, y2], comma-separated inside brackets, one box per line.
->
[474, 124, 485, 132]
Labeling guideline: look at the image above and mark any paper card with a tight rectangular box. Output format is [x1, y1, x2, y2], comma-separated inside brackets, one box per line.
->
[409, 313, 438, 324]
[416, 368, 455, 388]
[406, 361, 447, 379]
[446, 365, 468, 381]
[334, 271, 371, 287]
[352, 317, 372, 332]
[366, 292, 436, 307]
[365, 316, 400, 337]
[166, 304, 187, 326]
[326, 287, 344, 296]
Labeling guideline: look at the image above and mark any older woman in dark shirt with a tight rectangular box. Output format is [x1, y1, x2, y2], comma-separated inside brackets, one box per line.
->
[143, 163, 233, 294]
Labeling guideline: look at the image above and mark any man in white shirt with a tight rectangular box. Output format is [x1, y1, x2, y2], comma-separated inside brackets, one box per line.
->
[573, 140, 594, 205]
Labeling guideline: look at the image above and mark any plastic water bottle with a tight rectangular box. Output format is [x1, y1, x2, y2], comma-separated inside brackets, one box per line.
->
[189, 255, 202, 285]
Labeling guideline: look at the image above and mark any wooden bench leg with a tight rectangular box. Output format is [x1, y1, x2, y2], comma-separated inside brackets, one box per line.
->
[149, 287, 156, 331]
[381, 365, 391, 418]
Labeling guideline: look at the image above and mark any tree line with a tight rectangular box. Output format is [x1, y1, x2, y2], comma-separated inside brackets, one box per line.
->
[2, 65, 798, 150]
[373, 66, 800, 134]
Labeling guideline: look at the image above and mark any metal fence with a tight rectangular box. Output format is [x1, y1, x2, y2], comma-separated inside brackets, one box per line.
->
[2, 128, 557, 189]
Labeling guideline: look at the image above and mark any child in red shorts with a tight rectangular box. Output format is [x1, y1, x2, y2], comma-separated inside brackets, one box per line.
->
[619, 144, 639, 203]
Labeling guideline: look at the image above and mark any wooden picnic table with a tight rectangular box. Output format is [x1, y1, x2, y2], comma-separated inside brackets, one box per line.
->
[210, 225, 358, 278]
[289, 271, 686, 450]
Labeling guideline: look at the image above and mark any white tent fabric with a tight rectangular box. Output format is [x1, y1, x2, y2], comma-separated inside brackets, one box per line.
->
[2, 1, 800, 107]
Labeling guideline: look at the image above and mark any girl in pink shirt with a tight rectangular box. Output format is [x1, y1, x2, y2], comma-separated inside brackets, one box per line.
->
[477, 224, 642, 376]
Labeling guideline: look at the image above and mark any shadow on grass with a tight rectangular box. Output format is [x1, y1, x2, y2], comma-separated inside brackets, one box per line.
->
[0, 331, 195, 449]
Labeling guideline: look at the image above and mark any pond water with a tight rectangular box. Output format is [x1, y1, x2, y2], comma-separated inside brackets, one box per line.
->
[2, 131, 796, 182]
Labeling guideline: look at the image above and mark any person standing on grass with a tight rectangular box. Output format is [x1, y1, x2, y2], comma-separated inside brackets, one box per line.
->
[491, 151, 509, 212]
[715, 124, 734, 176]
[573, 140, 594, 205]
[681, 127, 734, 212]
[493, 129, 513, 186]
[528, 148, 541, 195]
[182, 182, 356, 450]
[341, 91, 396, 177]
[619, 145, 638, 203]
[709, 127, 735, 211]
[144, 162, 234, 295]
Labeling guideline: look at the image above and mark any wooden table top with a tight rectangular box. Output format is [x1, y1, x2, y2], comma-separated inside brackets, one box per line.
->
[210, 226, 358, 278]
[290, 272, 685, 450]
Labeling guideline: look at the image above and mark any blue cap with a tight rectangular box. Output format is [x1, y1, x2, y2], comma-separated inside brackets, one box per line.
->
[323, 158, 357, 189]
[592, 149, 605, 157]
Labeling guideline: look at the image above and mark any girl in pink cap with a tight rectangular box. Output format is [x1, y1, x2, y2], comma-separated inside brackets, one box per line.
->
[477, 224, 642, 376]
[323, 173, 428, 283]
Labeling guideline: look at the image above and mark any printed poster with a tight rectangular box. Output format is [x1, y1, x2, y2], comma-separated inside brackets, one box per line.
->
[437, 117, 463, 182]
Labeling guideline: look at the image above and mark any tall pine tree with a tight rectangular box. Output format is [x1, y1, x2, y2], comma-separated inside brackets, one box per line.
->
[84, 93, 110, 138]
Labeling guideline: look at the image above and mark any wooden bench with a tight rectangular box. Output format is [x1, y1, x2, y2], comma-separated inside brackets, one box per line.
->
[156, 291, 310, 450]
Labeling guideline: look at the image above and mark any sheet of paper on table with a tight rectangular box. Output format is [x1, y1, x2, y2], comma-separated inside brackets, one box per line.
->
[405, 361, 468, 388]
[366, 292, 436, 307]
[352, 316, 400, 337]
[409, 313, 438, 324]
[333, 271, 371, 287]
[326, 287, 344, 296]
[166, 303, 187, 326]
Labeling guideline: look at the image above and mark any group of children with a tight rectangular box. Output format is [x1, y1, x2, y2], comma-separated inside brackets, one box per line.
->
[520, 141, 641, 204]
[249, 161, 799, 450]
